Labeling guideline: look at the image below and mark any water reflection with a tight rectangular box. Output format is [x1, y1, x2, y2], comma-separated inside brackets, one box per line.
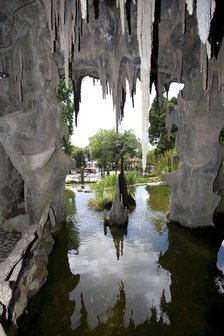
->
[104, 224, 127, 260]
[18, 185, 224, 336]
[160, 223, 224, 335]
[68, 186, 171, 330]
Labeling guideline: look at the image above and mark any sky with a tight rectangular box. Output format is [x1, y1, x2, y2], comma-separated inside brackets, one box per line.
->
[71, 77, 183, 148]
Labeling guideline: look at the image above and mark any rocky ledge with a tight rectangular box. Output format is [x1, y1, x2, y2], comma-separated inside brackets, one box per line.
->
[0, 204, 55, 336]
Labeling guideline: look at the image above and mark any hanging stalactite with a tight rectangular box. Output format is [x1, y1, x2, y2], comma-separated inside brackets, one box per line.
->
[117, 0, 126, 34]
[196, 0, 215, 45]
[186, 0, 194, 15]
[137, 0, 155, 172]
[80, 0, 87, 20]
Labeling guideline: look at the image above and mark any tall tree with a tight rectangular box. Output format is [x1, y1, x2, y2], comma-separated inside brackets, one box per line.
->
[72, 146, 89, 168]
[89, 129, 141, 169]
[148, 96, 177, 156]
[57, 79, 74, 155]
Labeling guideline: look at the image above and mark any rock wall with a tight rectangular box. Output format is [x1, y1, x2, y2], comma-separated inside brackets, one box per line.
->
[0, 205, 55, 335]
[158, 0, 224, 228]
[0, 0, 71, 230]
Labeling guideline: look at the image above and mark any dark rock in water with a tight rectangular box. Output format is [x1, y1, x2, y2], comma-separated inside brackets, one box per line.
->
[118, 173, 136, 211]
[106, 173, 135, 227]
[108, 178, 128, 226]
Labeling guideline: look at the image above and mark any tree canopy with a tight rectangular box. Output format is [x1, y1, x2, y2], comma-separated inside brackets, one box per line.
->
[89, 129, 141, 169]
[71, 146, 89, 168]
[57, 79, 74, 155]
[148, 96, 177, 156]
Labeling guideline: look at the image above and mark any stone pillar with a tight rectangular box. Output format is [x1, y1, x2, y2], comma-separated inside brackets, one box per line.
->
[164, 75, 224, 228]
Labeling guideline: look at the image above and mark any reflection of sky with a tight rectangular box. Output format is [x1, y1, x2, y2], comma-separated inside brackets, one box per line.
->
[217, 240, 224, 273]
[68, 186, 171, 329]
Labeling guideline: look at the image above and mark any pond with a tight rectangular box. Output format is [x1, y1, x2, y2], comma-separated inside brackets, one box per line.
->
[18, 185, 224, 336]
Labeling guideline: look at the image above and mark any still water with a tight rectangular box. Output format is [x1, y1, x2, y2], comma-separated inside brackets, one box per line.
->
[19, 185, 224, 336]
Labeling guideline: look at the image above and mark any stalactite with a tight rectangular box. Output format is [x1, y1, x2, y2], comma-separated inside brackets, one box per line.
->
[206, 66, 214, 109]
[196, 0, 215, 45]
[186, 0, 193, 15]
[80, 0, 87, 20]
[118, 0, 126, 34]
[182, 0, 186, 34]
[200, 43, 208, 90]
[206, 40, 212, 59]
[137, 0, 155, 171]
[217, 43, 224, 105]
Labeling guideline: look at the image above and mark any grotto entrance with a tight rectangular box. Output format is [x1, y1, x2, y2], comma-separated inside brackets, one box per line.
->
[2, 0, 224, 334]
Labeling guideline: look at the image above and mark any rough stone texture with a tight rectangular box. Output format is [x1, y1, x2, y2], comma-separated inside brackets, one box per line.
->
[0, 206, 54, 335]
[3, 214, 29, 233]
[0, 0, 71, 229]
[0, 230, 21, 263]
[108, 176, 128, 227]
[158, 0, 224, 228]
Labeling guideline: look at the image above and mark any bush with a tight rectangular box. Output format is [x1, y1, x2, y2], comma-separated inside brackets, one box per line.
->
[155, 149, 179, 178]
[125, 171, 137, 185]
[88, 172, 138, 211]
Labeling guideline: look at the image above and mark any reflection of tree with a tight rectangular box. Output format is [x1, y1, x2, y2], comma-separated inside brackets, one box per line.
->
[146, 185, 170, 213]
[146, 185, 170, 235]
[65, 189, 76, 217]
[71, 223, 223, 336]
[75, 281, 129, 335]
[65, 189, 81, 252]
[159, 223, 224, 336]
[74, 278, 171, 335]
[105, 224, 127, 260]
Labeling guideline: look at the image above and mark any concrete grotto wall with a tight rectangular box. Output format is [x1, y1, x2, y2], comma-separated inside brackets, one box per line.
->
[0, 0, 224, 334]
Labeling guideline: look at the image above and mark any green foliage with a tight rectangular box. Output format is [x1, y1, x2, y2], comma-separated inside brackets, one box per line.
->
[65, 188, 76, 217]
[88, 172, 138, 211]
[149, 96, 177, 156]
[71, 146, 89, 168]
[89, 129, 141, 169]
[146, 184, 170, 213]
[147, 149, 157, 166]
[88, 194, 113, 211]
[124, 171, 137, 185]
[154, 149, 179, 178]
[57, 79, 74, 155]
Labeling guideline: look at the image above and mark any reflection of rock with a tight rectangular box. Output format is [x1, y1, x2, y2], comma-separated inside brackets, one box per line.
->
[159, 223, 224, 335]
[147, 185, 170, 213]
[18, 224, 80, 336]
[109, 225, 127, 260]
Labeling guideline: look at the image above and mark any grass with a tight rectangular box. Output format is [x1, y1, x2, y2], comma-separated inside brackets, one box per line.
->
[88, 172, 139, 211]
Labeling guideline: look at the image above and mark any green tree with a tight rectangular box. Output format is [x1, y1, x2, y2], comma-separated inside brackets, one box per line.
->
[57, 79, 74, 155]
[89, 129, 141, 170]
[148, 96, 177, 156]
[72, 146, 89, 168]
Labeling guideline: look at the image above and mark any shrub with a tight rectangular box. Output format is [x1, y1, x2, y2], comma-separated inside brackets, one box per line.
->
[155, 149, 179, 178]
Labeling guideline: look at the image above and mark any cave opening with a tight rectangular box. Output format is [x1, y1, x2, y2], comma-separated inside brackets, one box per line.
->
[72, 76, 143, 149]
